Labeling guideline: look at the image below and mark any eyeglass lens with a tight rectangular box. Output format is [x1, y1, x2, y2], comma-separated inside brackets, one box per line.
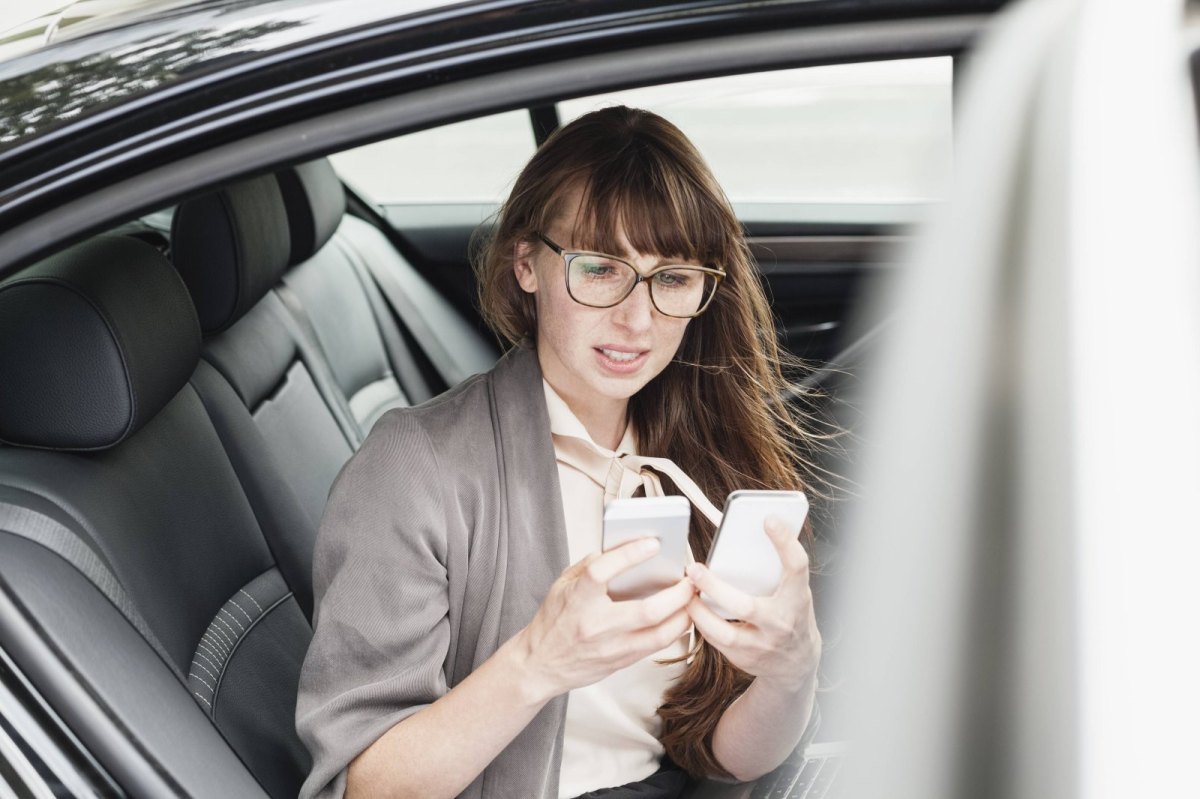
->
[567, 254, 716, 317]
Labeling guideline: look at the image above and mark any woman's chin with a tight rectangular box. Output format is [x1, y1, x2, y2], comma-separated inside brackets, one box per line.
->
[584, 365, 664, 403]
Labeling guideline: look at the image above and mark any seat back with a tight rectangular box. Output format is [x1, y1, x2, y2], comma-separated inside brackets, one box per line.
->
[276, 159, 498, 404]
[0, 236, 311, 798]
[173, 174, 360, 619]
[277, 159, 429, 432]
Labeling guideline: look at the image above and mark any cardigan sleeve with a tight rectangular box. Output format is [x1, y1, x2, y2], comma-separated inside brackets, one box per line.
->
[295, 409, 451, 799]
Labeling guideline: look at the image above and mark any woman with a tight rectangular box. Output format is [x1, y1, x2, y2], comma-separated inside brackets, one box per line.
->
[296, 106, 822, 799]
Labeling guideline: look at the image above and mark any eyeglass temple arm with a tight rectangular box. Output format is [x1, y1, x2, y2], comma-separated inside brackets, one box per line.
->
[537, 233, 564, 254]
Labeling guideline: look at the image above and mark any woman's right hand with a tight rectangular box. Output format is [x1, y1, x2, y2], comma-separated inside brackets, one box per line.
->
[513, 538, 695, 700]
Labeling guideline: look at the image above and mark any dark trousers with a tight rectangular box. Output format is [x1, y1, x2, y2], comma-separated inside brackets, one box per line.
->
[568, 759, 690, 799]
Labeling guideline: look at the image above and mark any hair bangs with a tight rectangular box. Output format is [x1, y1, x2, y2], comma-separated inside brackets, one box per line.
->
[564, 143, 733, 268]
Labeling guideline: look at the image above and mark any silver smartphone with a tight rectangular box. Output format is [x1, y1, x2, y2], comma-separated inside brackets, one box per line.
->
[601, 496, 691, 601]
[704, 490, 809, 618]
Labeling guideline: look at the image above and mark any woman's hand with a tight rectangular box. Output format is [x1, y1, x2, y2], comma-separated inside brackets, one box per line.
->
[514, 538, 696, 701]
[685, 515, 821, 693]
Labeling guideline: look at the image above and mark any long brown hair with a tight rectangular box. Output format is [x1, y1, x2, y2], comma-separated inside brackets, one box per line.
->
[476, 105, 820, 778]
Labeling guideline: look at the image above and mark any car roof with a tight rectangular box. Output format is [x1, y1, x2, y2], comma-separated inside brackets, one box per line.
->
[0, 0, 1006, 152]
[0, 0, 1008, 272]
[0, 0, 469, 55]
[0, 1, 239, 62]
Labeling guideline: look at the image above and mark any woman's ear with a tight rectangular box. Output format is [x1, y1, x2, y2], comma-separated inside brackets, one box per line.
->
[513, 240, 538, 294]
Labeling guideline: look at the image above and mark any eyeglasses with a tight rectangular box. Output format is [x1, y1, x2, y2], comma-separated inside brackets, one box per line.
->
[536, 233, 725, 319]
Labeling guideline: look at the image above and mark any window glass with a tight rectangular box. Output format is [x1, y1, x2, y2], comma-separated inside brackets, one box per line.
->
[329, 110, 536, 204]
[557, 57, 953, 205]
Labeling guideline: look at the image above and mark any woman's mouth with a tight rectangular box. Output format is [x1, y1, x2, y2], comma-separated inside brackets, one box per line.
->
[594, 346, 649, 373]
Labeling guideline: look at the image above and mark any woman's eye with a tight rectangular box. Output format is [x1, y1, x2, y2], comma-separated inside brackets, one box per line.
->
[579, 260, 619, 278]
[654, 270, 692, 288]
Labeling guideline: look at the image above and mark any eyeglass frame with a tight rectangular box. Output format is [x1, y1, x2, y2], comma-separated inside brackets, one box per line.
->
[536, 233, 726, 319]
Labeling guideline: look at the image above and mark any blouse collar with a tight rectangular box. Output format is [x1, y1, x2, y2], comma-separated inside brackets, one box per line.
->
[541, 378, 637, 456]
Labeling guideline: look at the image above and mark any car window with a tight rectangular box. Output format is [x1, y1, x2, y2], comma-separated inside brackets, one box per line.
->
[558, 57, 953, 207]
[329, 109, 537, 204]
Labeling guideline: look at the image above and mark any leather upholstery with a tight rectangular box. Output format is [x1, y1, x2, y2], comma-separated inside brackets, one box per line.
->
[172, 175, 291, 335]
[282, 239, 411, 432]
[0, 535, 271, 798]
[0, 236, 200, 450]
[0, 239, 312, 797]
[174, 175, 363, 620]
[276, 159, 346, 265]
[0, 158, 501, 799]
[189, 567, 312, 799]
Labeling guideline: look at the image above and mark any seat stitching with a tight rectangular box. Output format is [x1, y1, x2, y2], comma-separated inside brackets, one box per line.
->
[238, 588, 263, 612]
[219, 607, 247, 634]
[209, 621, 237, 649]
[214, 615, 240, 641]
[193, 652, 220, 674]
[191, 657, 219, 679]
[203, 629, 229, 653]
[214, 618, 242, 650]
[189, 671, 215, 692]
[207, 628, 235, 654]
[200, 632, 229, 659]
[195, 640, 223, 663]
[228, 597, 255, 625]
[196, 633, 225, 657]
[210, 591, 293, 716]
[198, 633, 223, 658]
[193, 692, 213, 709]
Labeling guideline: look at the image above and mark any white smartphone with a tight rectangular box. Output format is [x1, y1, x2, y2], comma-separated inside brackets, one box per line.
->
[601, 496, 691, 601]
[704, 490, 809, 618]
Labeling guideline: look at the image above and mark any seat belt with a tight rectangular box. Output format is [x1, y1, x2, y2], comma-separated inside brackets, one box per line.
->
[344, 249, 435, 404]
[334, 235, 469, 389]
[0, 499, 176, 670]
[274, 281, 365, 448]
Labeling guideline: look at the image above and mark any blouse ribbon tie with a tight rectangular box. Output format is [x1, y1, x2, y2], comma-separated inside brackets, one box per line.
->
[552, 435, 723, 527]
[552, 435, 724, 663]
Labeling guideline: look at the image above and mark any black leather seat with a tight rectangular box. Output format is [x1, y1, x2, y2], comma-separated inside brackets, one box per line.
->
[275, 159, 499, 407]
[0, 159, 501, 798]
[274, 160, 431, 437]
[169, 161, 482, 620]
[172, 174, 362, 618]
[0, 236, 310, 797]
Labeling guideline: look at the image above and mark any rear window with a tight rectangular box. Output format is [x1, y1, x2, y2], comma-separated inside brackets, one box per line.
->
[329, 110, 537, 204]
[331, 56, 953, 216]
[558, 57, 953, 205]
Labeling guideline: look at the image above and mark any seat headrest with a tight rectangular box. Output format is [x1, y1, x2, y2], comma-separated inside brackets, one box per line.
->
[275, 159, 346, 266]
[0, 236, 201, 451]
[171, 174, 292, 336]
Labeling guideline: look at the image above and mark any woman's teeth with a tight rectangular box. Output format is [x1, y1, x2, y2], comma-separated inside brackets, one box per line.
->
[600, 348, 640, 362]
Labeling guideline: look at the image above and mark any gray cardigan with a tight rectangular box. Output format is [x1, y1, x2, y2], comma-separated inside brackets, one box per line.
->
[296, 344, 570, 799]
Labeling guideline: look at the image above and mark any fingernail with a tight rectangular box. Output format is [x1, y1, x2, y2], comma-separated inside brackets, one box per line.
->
[687, 563, 705, 579]
[640, 537, 661, 553]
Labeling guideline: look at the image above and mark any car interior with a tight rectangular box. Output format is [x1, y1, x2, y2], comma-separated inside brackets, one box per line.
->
[0, 58, 936, 797]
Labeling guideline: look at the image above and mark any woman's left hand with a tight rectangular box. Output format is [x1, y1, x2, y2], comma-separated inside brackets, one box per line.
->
[685, 515, 821, 693]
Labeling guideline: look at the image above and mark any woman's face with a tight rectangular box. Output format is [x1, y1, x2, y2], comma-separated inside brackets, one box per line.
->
[514, 195, 694, 415]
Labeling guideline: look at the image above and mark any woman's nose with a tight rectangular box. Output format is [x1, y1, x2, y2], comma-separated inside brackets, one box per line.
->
[613, 279, 655, 331]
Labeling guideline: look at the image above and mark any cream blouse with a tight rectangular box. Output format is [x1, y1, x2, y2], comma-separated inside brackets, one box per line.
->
[542, 379, 694, 798]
